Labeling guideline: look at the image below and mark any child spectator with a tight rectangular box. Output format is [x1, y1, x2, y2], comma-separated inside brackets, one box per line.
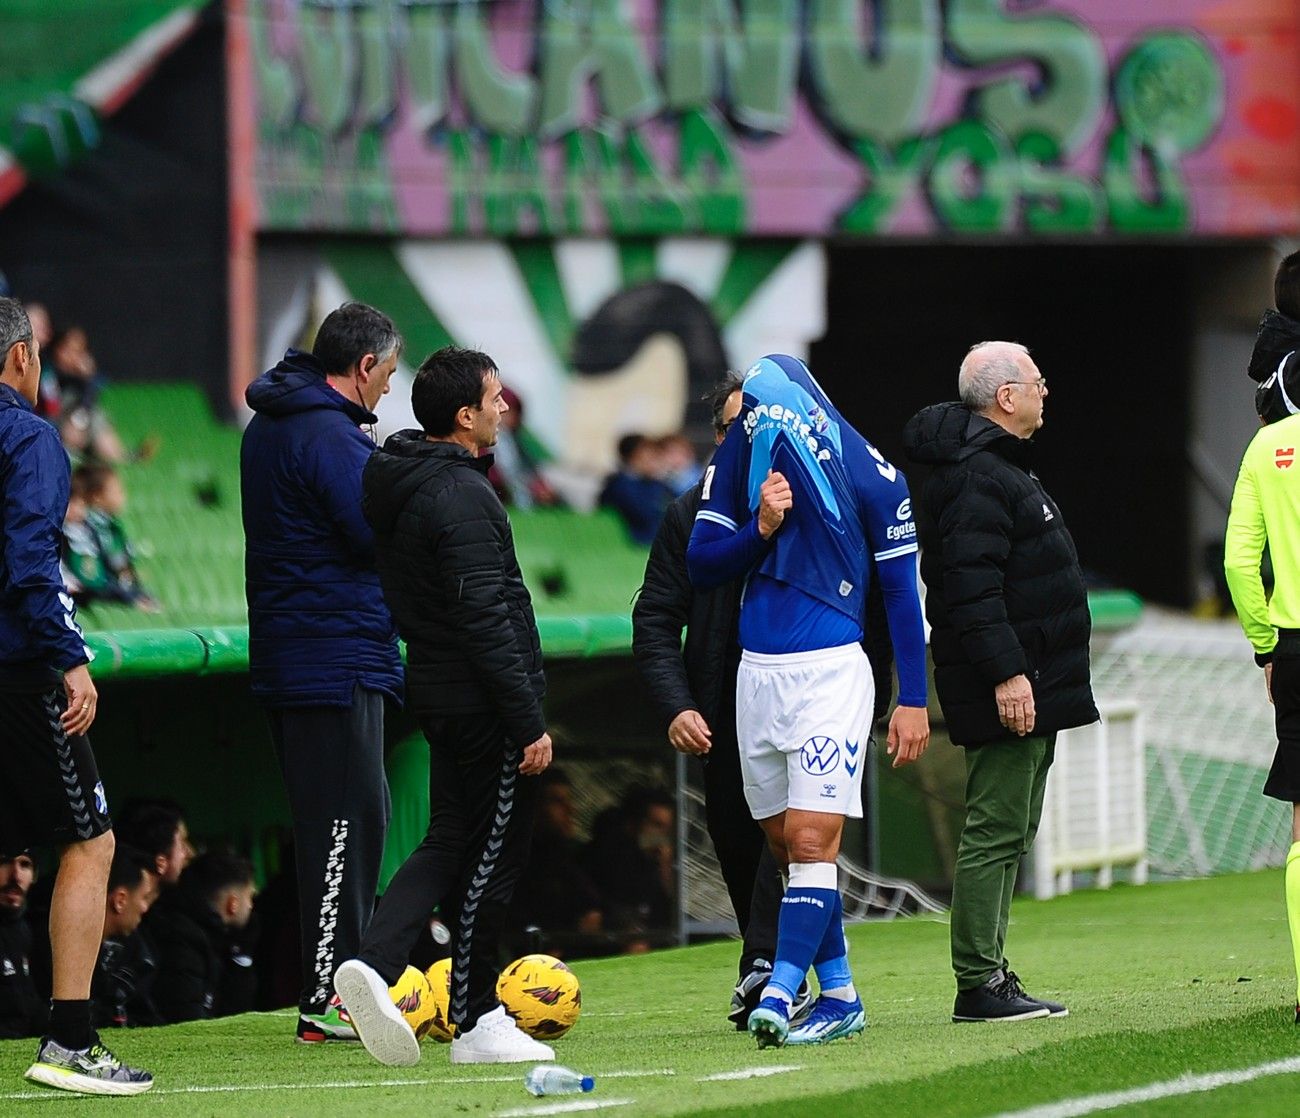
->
[489, 385, 562, 508]
[68, 464, 160, 612]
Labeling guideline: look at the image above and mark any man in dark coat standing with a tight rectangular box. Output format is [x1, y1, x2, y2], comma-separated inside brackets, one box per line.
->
[335, 347, 554, 1068]
[241, 302, 403, 1041]
[903, 341, 1097, 1024]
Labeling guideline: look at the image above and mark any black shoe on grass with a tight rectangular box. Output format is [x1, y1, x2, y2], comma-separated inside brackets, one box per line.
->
[1003, 966, 1069, 1017]
[728, 964, 813, 1030]
[952, 969, 1050, 1023]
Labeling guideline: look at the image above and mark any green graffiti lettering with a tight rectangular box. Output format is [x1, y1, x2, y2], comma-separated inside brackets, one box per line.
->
[248, 2, 298, 132]
[485, 135, 554, 236]
[625, 129, 690, 235]
[805, 0, 940, 145]
[679, 109, 746, 234]
[1103, 127, 1188, 232]
[263, 121, 325, 227]
[348, 127, 401, 229]
[945, 0, 1106, 157]
[454, 3, 536, 137]
[447, 129, 474, 235]
[561, 130, 592, 234]
[400, 2, 451, 132]
[298, 3, 357, 134]
[662, 0, 799, 132]
[927, 119, 1014, 232]
[1016, 132, 1101, 233]
[538, 0, 662, 137]
[837, 135, 930, 233]
[356, 3, 398, 127]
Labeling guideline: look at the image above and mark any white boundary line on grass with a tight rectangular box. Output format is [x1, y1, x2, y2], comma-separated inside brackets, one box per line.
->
[496, 1100, 633, 1117]
[994, 1056, 1300, 1118]
[698, 1065, 803, 1081]
[0, 1069, 676, 1103]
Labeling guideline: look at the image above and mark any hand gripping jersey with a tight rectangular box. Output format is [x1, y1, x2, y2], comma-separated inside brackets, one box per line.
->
[687, 354, 927, 706]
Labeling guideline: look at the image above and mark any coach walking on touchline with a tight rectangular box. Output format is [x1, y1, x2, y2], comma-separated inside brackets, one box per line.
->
[0, 298, 151, 1095]
[903, 341, 1097, 1024]
[336, 347, 554, 1068]
[241, 302, 403, 1043]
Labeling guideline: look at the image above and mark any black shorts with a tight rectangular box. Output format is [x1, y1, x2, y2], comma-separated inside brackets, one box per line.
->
[0, 685, 112, 853]
[1266, 635, 1300, 803]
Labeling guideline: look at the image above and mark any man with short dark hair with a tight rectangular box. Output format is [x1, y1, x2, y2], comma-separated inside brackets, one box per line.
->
[149, 852, 257, 1023]
[904, 341, 1096, 1024]
[0, 297, 151, 1094]
[0, 851, 44, 1039]
[241, 301, 404, 1042]
[90, 846, 159, 1030]
[115, 799, 193, 888]
[335, 346, 554, 1068]
[600, 432, 674, 544]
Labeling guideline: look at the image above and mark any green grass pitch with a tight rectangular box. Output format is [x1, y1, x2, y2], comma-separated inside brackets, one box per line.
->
[2, 871, 1297, 1116]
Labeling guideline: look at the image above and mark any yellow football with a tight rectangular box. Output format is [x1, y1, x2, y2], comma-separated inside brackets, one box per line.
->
[496, 954, 581, 1039]
[422, 958, 456, 1042]
[388, 965, 436, 1040]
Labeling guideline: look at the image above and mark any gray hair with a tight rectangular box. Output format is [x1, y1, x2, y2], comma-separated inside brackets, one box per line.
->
[0, 297, 32, 360]
[958, 341, 1030, 410]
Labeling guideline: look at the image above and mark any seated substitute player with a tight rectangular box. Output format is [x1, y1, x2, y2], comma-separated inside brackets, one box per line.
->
[687, 354, 929, 1047]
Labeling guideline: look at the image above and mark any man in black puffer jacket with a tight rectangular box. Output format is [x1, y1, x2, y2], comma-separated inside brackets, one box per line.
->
[903, 341, 1097, 1025]
[335, 347, 555, 1070]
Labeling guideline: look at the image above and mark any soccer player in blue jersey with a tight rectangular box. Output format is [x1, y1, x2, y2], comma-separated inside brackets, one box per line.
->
[687, 354, 929, 1047]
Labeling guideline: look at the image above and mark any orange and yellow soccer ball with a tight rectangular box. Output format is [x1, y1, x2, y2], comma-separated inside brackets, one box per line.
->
[388, 965, 437, 1040]
[421, 958, 456, 1043]
[496, 954, 581, 1039]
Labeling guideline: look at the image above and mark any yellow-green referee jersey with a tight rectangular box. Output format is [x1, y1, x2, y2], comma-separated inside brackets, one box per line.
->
[1225, 412, 1300, 659]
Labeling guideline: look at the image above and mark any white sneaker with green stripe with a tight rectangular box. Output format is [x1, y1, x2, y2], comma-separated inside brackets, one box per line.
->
[25, 1037, 153, 1096]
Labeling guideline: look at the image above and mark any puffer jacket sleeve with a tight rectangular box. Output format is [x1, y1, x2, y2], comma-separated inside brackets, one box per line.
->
[937, 470, 1028, 686]
[432, 478, 545, 748]
[305, 422, 377, 564]
[632, 494, 698, 728]
[3, 424, 90, 670]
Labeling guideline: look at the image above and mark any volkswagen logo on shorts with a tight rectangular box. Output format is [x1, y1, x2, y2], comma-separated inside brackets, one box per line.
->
[800, 736, 840, 775]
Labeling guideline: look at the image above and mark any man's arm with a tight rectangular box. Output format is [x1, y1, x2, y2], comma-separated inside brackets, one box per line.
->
[3, 426, 92, 671]
[1224, 449, 1276, 663]
[632, 498, 706, 741]
[435, 481, 547, 750]
[308, 423, 378, 563]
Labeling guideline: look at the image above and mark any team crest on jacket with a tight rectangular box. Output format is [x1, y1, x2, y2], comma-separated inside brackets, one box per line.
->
[1277, 447, 1295, 469]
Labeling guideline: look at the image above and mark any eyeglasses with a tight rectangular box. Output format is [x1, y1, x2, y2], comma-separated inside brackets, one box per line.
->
[1002, 378, 1047, 394]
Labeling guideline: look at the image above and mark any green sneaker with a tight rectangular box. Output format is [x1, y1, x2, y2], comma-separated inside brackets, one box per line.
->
[297, 994, 358, 1043]
[25, 1037, 153, 1096]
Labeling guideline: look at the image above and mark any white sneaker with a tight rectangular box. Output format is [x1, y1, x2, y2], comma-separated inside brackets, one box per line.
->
[450, 1005, 556, 1065]
[334, 959, 420, 1067]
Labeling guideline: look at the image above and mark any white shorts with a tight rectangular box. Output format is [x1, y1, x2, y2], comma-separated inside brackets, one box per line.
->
[736, 643, 875, 821]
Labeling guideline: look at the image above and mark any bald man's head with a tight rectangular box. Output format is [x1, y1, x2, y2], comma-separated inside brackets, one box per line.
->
[958, 340, 1046, 438]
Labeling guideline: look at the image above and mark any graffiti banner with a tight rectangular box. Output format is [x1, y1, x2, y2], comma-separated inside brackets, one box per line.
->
[242, 0, 1300, 238]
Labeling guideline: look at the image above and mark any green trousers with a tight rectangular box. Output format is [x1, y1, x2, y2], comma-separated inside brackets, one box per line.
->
[950, 733, 1056, 991]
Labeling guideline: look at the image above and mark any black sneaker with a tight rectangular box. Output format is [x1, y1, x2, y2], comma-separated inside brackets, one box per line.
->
[25, 1036, 153, 1096]
[728, 964, 813, 1030]
[952, 969, 1051, 1022]
[1003, 966, 1068, 1018]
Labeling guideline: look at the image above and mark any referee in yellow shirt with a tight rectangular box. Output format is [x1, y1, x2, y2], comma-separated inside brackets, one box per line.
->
[1225, 249, 1300, 1023]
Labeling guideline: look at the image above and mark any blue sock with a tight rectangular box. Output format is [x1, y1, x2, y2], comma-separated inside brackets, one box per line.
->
[765, 862, 838, 1002]
[813, 893, 855, 1001]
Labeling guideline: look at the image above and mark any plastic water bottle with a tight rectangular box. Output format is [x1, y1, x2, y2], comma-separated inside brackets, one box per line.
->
[524, 1065, 595, 1097]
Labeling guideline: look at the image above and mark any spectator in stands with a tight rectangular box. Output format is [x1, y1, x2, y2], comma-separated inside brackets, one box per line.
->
[241, 301, 403, 1044]
[64, 465, 159, 612]
[584, 785, 676, 948]
[0, 850, 45, 1039]
[149, 852, 257, 1023]
[599, 434, 674, 545]
[91, 846, 159, 1030]
[510, 769, 603, 952]
[114, 800, 194, 888]
[489, 385, 561, 509]
[657, 433, 702, 496]
[48, 326, 128, 464]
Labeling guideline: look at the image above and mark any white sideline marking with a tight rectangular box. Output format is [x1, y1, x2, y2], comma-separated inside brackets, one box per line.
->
[699, 1064, 803, 1081]
[994, 1056, 1300, 1118]
[497, 1100, 632, 1117]
[1, 1069, 674, 1102]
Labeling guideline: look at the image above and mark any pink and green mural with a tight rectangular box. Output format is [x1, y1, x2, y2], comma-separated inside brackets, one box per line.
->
[242, 0, 1300, 238]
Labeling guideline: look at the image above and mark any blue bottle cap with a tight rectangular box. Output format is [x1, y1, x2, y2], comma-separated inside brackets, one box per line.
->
[580, 1077, 595, 1092]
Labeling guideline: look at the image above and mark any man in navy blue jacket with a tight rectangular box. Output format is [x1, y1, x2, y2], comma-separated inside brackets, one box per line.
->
[241, 302, 403, 1042]
[0, 298, 151, 1095]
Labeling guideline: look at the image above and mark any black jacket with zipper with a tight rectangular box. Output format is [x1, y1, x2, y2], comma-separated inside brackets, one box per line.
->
[362, 432, 545, 747]
[902, 403, 1097, 747]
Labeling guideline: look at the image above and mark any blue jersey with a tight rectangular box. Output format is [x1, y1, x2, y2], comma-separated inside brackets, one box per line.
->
[687, 354, 927, 706]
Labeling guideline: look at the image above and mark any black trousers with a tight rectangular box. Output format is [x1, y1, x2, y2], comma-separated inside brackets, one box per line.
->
[268, 686, 390, 1015]
[359, 711, 538, 1030]
[699, 730, 781, 978]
